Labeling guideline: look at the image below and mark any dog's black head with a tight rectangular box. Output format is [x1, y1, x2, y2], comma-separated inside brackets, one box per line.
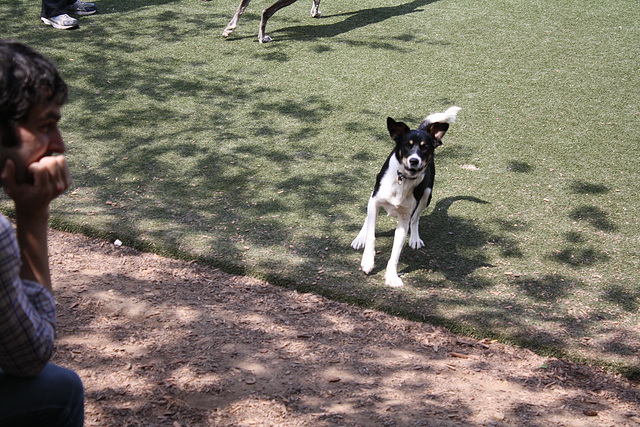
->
[387, 117, 449, 177]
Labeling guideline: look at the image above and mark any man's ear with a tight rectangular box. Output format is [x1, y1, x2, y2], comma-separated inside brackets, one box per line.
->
[427, 122, 449, 146]
[387, 117, 411, 142]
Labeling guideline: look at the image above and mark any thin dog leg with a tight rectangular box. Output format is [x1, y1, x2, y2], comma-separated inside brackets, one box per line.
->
[310, 0, 321, 17]
[223, 0, 252, 38]
[258, 0, 298, 43]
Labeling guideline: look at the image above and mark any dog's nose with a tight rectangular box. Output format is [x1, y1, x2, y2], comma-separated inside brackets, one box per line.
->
[409, 158, 420, 168]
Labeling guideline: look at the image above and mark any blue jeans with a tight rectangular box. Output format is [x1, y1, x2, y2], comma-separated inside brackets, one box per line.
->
[0, 363, 84, 426]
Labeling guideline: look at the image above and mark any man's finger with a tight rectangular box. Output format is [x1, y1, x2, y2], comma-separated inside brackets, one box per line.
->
[1, 159, 17, 196]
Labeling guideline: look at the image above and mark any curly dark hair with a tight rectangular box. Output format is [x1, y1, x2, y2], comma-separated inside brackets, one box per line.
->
[0, 40, 68, 147]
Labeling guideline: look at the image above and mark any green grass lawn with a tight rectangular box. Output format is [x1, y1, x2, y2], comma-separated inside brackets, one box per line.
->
[2, 0, 639, 376]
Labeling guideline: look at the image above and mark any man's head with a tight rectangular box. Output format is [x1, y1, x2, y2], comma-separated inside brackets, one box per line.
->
[0, 40, 68, 183]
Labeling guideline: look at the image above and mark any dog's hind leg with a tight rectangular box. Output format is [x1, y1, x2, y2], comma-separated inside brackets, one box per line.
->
[385, 216, 410, 287]
[310, 0, 322, 18]
[258, 0, 298, 43]
[223, 0, 252, 38]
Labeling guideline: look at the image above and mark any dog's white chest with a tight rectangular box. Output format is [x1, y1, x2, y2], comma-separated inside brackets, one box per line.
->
[378, 192, 415, 218]
[376, 169, 419, 218]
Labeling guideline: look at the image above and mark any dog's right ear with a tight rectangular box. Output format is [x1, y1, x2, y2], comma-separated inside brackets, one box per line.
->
[387, 117, 411, 142]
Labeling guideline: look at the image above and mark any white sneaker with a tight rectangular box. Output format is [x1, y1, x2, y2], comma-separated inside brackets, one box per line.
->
[41, 14, 79, 30]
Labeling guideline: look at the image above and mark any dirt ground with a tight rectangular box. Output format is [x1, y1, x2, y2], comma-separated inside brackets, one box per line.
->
[48, 228, 640, 427]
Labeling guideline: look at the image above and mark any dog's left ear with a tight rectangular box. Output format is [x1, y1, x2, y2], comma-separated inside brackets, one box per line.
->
[387, 117, 411, 142]
[427, 122, 449, 146]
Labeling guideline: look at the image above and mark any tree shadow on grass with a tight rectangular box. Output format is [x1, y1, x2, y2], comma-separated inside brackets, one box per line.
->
[545, 179, 616, 270]
[568, 205, 617, 233]
[410, 195, 494, 278]
[548, 247, 610, 267]
[569, 180, 609, 195]
[603, 284, 640, 313]
[507, 160, 534, 173]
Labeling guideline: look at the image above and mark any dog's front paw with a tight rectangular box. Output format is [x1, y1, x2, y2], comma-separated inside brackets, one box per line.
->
[385, 272, 404, 287]
[361, 254, 375, 274]
[259, 35, 273, 43]
[351, 234, 366, 250]
[408, 235, 424, 249]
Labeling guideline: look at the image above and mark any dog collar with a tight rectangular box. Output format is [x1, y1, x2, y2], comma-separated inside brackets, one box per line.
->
[397, 171, 418, 185]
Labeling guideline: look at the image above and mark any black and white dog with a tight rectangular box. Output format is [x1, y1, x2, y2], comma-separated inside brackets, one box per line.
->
[351, 107, 461, 287]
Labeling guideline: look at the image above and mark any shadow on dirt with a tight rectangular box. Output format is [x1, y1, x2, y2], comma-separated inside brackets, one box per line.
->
[51, 233, 640, 425]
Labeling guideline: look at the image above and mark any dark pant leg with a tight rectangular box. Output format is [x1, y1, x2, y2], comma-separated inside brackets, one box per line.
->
[0, 363, 84, 427]
[41, 0, 75, 17]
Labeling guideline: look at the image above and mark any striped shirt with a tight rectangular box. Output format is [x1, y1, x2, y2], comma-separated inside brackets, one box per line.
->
[0, 214, 56, 377]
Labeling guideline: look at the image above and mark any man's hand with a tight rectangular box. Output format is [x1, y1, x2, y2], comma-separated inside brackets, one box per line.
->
[1, 155, 71, 215]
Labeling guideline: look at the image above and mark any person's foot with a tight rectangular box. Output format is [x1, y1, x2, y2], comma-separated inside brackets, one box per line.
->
[41, 14, 79, 30]
[67, 1, 97, 15]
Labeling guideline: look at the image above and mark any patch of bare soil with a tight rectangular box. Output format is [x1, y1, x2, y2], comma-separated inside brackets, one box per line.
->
[49, 229, 640, 426]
